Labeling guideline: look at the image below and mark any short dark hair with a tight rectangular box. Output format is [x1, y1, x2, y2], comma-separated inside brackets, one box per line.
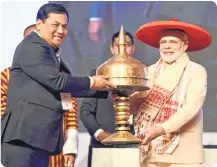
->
[112, 31, 134, 45]
[36, 3, 69, 22]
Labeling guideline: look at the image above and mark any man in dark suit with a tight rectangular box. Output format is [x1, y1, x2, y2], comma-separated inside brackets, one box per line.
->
[80, 31, 136, 167]
[1, 3, 115, 167]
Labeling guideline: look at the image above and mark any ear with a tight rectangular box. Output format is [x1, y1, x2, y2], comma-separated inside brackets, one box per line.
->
[36, 19, 42, 31]
[183, 40, 189, 52]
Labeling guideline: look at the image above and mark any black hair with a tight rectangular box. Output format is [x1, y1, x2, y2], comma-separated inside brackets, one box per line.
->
[112, 31, 134, 45]
[36, 3, 69, 22]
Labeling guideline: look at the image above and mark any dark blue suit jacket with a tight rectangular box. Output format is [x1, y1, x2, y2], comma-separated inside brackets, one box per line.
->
[1, 32, 107, 155]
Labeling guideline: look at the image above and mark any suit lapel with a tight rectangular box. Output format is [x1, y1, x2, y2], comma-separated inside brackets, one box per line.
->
[31, 32, 61, 66]
[31, 32, 71, 74]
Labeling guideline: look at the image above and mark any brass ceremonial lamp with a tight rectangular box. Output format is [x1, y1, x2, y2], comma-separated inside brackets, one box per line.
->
[96, 25, 149, 145]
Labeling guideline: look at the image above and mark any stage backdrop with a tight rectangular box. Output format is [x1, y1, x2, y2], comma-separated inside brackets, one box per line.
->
[1, 1, 217, 167]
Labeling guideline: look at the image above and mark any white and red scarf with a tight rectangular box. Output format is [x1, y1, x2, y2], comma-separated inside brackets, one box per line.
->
[134, 53, 190, 163]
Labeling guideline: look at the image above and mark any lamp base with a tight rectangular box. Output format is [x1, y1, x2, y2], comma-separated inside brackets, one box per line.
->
[101, 131, 141, 145]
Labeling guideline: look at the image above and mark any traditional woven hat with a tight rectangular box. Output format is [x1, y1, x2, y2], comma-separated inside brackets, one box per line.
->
[136, 18, 212, 52]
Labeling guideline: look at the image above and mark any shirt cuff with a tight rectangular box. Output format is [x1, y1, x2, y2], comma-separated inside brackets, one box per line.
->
[89, 17, 102, 21]
[129, 115, 133, 125]
[94, 129, 104, 141]
[89, 76, 95, 88]
[63, 129, 78, 155]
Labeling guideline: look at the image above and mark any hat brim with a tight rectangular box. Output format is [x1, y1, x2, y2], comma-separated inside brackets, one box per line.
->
[136, 20, 212, 52]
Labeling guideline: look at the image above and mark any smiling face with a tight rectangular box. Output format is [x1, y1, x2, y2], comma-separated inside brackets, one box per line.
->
[36, 13, 68, 48]
[159, 29, 189, 64]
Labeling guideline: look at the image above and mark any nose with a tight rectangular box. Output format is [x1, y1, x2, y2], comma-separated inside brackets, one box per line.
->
[164, 42, 172, 49]
[57, 25, 64, 34]
[165, 42, 170, 48]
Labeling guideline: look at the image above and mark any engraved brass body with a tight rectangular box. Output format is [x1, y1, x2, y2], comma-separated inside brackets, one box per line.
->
[96, 25, 149, 145]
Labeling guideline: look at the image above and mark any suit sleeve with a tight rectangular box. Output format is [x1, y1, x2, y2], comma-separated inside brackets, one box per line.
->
[90, 1, 109, 18]
[1, 67, 10, 117]
[80, 98, 101, 136]
[161, 66, 207, 134]
[19, 41, 109, 98]
[80, 69, 102, 136]
[19, 41, 90, 95]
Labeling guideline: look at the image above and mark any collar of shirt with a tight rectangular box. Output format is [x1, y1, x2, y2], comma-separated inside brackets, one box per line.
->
[56, 49, 61, 62]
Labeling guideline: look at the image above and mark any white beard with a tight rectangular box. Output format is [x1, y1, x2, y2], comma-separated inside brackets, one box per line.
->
[160, 51, 185, 64]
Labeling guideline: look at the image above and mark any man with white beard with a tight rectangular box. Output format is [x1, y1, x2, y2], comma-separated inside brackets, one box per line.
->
[130, 19, 211, 167]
